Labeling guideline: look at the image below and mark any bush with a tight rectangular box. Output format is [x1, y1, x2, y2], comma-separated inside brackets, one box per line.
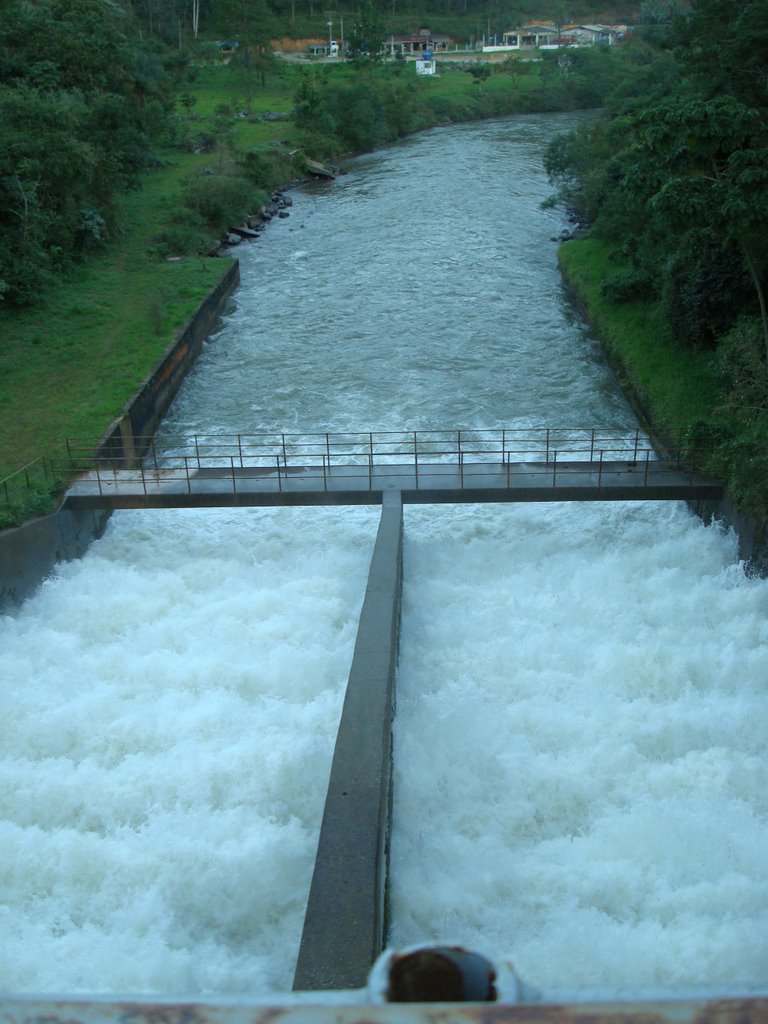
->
[662, 230, 755, 350]
[600, 267, 658, 303]
[241, 148, 303, 190]
[182, 174, 260, 232]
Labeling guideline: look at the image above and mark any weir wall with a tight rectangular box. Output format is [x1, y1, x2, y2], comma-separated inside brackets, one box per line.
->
[0, 261, 240, 612]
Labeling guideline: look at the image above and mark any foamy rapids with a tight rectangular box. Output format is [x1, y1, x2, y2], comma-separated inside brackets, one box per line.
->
[0, 505, 378, 994]
[390, 499, 768, 998]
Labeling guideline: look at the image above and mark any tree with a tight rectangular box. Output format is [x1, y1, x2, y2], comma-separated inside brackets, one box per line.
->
[630, 97, 768, 358]
[0, 0, 172, 303]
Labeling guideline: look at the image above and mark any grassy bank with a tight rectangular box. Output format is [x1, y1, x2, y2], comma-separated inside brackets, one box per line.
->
[558, 238, 720, 432]
[0, 63, 297, 525]
[558, 237, 768, 542]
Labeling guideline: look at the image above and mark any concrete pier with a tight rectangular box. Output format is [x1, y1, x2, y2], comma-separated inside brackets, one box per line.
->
[293, 491, 403, 991]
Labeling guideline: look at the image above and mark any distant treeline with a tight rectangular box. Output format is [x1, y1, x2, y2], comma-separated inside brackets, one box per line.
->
[134, 0, 642, 47]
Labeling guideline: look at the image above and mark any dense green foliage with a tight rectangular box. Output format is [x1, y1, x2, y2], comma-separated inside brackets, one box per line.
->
[545, 0, 768, 520]
[292, 45, 634, 158]
[0, 0, 181, 303]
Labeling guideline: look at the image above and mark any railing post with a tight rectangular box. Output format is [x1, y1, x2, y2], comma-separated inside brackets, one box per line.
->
[322, 452, 328, 491]
[598, 450, 604, 487]
[238, 433, 244, 469]
[590, 428, 595, 461]
[552, 449, 557, 487]
[644, 449, 650, 486]
[413, 431, 419, 488]
[282, 432, 287, 471]
[369, 432, 373, 489]
[276, 455, 283, 492]
[633, 428, 639, 461]
[230, 456, 236, 494]
[546, 427, 551, 463]
[194, 434, 200, 470]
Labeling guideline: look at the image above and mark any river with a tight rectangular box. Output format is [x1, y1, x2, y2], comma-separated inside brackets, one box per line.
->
[1, 114, 766, 999]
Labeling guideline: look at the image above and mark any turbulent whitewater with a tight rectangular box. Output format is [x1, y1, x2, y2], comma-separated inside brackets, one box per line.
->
[1, 113, 766, 997]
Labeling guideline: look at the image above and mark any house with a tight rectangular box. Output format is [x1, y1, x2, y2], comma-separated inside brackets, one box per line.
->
[384, 29, 452, 56]
[502, 23, 558, 48]
[566, 23, 625, 44]
[498, 21, 628, 50]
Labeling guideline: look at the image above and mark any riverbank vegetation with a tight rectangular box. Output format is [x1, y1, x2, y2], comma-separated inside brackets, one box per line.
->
[546, 0, 768, 526]
[0, 0, 644, 527]
[5, 0, 761, 532]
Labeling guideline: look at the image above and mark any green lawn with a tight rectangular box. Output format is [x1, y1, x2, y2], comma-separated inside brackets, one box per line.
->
[558, 238, 721, 432]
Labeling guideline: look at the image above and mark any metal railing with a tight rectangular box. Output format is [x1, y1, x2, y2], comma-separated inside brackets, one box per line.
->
[0, 458, 54, 506]
[65, 427, 656, 467]
[58, 427, 714, 498]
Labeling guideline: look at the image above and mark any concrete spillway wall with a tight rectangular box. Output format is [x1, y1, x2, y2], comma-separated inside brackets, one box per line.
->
[0, 261, 240, 612]
[294, 491, 404, 990]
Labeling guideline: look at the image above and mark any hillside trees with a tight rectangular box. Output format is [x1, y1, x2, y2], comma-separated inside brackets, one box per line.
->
[546, 0, 768, 354]
[0, 0, 174, 304]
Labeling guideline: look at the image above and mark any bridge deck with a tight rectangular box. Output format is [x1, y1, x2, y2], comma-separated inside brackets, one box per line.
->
[64, 459, 724, 509]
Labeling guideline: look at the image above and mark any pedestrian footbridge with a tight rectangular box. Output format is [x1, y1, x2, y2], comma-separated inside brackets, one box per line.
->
[63, 427, 723, 510]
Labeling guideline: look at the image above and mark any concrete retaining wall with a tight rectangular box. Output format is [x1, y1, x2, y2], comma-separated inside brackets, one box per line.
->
[0, 261, 241, 611]
[692, 494, 768, 574]
[98, 261, 240, 465]
[0, 507, 111, 610]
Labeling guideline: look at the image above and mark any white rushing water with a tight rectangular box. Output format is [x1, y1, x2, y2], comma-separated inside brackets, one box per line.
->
[0, 506, 378, 993]
[1, 113, 767, 997]
[390, 500, 768, 997]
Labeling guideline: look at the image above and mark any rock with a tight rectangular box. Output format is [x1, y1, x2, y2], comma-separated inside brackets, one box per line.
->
[305, 158, 336, 179]
[229, 225, 260, 239]
[278, 210, 290, 219]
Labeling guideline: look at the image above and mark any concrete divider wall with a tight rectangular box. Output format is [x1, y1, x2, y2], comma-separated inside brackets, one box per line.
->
[0, 261, 241, 611]
[294, 492, 404, 991]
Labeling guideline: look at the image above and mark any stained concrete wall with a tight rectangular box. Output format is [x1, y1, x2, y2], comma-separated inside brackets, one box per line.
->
[98, 261, 240, 465]
[0, 506, 111, 609]
[0, 261, 240, 611]
[294, 492, 404, 991]
[692, 494, 768, 574]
